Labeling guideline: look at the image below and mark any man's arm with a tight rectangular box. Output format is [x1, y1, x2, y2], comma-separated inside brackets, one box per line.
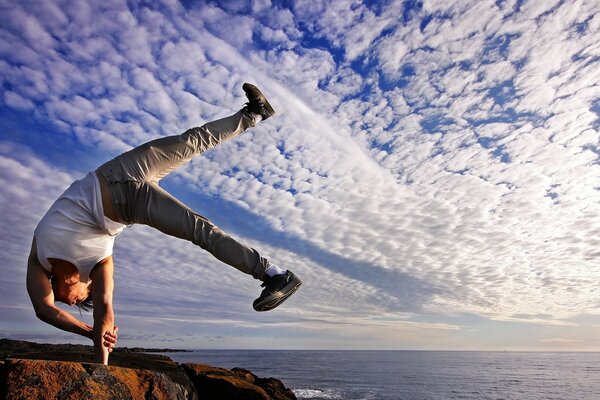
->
[26, 239, 93, 339]
[90, 257, 115, 365]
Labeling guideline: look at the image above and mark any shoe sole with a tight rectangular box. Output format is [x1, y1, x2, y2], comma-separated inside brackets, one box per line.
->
[253, 278, 302, 312]
[243, 83, 275, 119]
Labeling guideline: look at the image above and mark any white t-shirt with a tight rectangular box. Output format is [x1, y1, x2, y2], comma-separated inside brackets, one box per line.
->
[34, 172, 126, 283]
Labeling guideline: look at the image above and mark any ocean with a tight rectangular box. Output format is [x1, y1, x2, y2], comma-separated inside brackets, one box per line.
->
[162, 350, 600, 399]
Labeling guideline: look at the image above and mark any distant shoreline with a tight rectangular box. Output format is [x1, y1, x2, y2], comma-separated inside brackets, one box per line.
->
[0, 337, 190, 356]
[119, 346, 191, 353]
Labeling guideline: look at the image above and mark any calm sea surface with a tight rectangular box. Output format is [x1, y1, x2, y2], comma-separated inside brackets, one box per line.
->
[162, 350, 600, 399]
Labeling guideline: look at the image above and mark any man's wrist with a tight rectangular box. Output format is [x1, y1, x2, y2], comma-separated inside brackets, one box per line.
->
[84, 325, 94, 340]
[87, 331, 93, 340]
[94, 346, 109, 365]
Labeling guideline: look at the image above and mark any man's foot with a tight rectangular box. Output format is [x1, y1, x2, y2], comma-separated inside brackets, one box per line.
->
[243, 82, 275, 120]
[253, 270, 302, 312]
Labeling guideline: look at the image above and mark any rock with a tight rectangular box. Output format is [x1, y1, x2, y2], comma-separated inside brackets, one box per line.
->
[0, 360, 5, 400]
[235, 368, 297, 400]
[0, 338, 196, 397]
[0, 339, 297, 400]
[182, 364, 296, 400]
[5, 358, 194, 400]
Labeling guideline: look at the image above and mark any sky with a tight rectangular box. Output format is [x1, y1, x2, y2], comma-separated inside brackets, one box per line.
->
[0, 0, 599, 351]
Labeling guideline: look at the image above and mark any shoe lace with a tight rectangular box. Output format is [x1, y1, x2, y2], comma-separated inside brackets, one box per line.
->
[260, 274, 278, 289]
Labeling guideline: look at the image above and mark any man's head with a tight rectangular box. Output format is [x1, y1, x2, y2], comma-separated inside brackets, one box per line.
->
[51, 276, 93, 310]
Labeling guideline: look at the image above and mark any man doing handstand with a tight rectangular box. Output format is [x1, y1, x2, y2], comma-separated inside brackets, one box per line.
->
[26, 83, 302, 365]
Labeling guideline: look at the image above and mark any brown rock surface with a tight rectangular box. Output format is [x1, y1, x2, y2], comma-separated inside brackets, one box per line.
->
[5, 358, 193, 400]
[0, 360, 5, 400]
[182, 364, 296, 400]
[0, 338, 297, 400]
[0, 338, 196, 397]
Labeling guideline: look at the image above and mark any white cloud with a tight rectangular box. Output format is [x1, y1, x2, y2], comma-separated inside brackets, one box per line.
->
[1, 0, 600, 350]
[4, 91, 34, 110]
[0, 143, 74, 305]
[540, 337, 582, 345]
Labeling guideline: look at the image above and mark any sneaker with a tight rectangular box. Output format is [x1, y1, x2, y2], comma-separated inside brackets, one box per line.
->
[253, 270, 302, 312]
[243, 82, 276, 120]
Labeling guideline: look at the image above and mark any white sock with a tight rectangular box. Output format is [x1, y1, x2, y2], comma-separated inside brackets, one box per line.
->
[265, 263, 285, 278]
[250, 112, 263, 123]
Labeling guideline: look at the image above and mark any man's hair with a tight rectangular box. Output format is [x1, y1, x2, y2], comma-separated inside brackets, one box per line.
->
[75, 297, 93, 312]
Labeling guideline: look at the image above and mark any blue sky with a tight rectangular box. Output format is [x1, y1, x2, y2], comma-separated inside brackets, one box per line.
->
[1, 0, 599, 351]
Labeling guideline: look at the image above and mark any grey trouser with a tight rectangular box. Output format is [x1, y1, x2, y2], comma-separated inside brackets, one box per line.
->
[97, 110, 269, 280]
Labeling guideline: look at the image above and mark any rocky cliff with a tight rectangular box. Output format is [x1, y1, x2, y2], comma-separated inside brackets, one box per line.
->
[0, 338, 296, 400]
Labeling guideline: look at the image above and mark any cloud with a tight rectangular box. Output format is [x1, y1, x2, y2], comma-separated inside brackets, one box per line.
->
[0, 143, 74, 305]
[540, 337, 582, 345]
[1, 0, 599, 350]
[3, 91, 34, 110]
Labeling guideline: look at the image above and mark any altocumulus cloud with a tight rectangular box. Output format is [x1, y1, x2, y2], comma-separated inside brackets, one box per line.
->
[0, 0, 599, 350]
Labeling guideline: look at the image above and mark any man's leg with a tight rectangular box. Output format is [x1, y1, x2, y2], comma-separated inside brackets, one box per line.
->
[99, 110, 256, 185]
[98, 83, 275, 186]
[117, 180, 301, 311]
[128, 181, 270, 280]
[98, 83, 300, 310]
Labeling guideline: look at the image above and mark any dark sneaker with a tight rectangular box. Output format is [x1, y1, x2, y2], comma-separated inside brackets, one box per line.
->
[253, 270, 302, 312]
[243, 82, 275, 120]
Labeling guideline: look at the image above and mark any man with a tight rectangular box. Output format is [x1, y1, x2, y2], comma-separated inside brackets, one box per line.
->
[27, 83, 302, 365]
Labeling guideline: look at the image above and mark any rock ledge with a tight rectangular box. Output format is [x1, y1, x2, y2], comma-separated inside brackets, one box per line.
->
[0, 339, 296, 400]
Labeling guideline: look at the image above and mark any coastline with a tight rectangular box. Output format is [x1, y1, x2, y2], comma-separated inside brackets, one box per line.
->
[0, 338, 296, 399]
[0, 337, 190, 355]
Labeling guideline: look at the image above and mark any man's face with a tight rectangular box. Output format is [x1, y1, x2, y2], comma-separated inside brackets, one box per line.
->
[53, 280, 91, 306]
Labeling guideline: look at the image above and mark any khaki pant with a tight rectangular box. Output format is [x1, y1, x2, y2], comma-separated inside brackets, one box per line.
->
[97, 110, 269, 280]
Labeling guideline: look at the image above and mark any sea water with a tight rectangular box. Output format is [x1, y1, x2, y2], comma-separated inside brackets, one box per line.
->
[162, 350, 600, 399]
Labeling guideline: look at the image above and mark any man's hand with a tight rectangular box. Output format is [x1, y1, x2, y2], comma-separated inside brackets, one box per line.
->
[103, 326, 118, 353]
